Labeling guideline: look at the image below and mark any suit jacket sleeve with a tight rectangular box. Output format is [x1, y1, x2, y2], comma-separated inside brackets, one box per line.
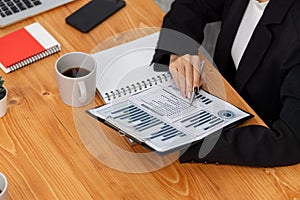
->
[154, 0, 300, 167]
[151, 0, 225, 66]
[179, 42, 300, 167]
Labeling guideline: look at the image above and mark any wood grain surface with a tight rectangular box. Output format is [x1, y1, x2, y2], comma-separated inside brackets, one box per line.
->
[0, 0, 299, 199]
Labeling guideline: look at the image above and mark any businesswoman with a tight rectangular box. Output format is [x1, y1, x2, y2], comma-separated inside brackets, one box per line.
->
[152, 0, 300, 167]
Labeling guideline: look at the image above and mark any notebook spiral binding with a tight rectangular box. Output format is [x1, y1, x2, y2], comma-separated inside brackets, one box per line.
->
[9, 45, 61, 72]
[104, 72, 172, 102]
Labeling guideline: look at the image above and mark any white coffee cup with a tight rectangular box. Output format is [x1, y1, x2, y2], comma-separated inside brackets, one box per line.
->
[55, 52, 97, 107]
[0, 87, 7, 118]
[0, 173, 8, 200]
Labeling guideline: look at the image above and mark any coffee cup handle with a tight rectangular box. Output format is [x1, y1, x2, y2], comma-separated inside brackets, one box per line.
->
[78, 81, 87, 103]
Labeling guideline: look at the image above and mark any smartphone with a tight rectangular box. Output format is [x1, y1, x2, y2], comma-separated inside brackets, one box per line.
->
[66, 0, 126, 33]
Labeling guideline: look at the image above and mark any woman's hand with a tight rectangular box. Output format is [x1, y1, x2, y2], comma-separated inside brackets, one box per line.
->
[169, 54, 205, 98]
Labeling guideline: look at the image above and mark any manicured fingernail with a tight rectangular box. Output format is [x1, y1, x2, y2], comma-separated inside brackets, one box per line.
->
[194, 87, 198, 94]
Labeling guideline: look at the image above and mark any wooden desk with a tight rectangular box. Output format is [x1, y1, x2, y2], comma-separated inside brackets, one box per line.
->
[0, 0, 300, 199]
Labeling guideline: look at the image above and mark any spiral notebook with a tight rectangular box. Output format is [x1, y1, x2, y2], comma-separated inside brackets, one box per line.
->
[0, 22, 60, 73]
[91, 32, 171, 103]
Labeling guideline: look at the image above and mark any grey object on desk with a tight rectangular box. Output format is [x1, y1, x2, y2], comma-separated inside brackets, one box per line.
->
[0, 0, 73, 27]
[0, 172, 8, 200]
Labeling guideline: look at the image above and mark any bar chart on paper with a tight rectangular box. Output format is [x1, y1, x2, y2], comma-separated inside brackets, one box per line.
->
[88, 80, 252, 152]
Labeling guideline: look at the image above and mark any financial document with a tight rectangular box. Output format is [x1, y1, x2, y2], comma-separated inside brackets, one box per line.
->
[88, 80, 252, 152]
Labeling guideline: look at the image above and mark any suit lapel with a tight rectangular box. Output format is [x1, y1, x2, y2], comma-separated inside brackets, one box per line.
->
[235, 0, 294, 91]
[235, 24, 272, 91]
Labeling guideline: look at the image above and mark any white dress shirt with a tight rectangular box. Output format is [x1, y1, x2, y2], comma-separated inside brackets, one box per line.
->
[231, 0, 269, 69]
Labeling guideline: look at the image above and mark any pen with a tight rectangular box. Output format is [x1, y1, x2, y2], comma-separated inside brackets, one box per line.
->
[189, 87, 197, 105]
[189, 60, 205, 106]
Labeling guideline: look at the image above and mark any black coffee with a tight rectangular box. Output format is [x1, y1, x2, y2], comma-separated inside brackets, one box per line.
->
[62, 67, 90, 78]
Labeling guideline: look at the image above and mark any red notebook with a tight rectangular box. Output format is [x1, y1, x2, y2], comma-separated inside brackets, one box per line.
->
[0, 22, 60, 73]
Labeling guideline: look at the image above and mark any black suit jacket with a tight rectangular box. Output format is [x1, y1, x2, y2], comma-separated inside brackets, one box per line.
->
[152, 0, 300, 167]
